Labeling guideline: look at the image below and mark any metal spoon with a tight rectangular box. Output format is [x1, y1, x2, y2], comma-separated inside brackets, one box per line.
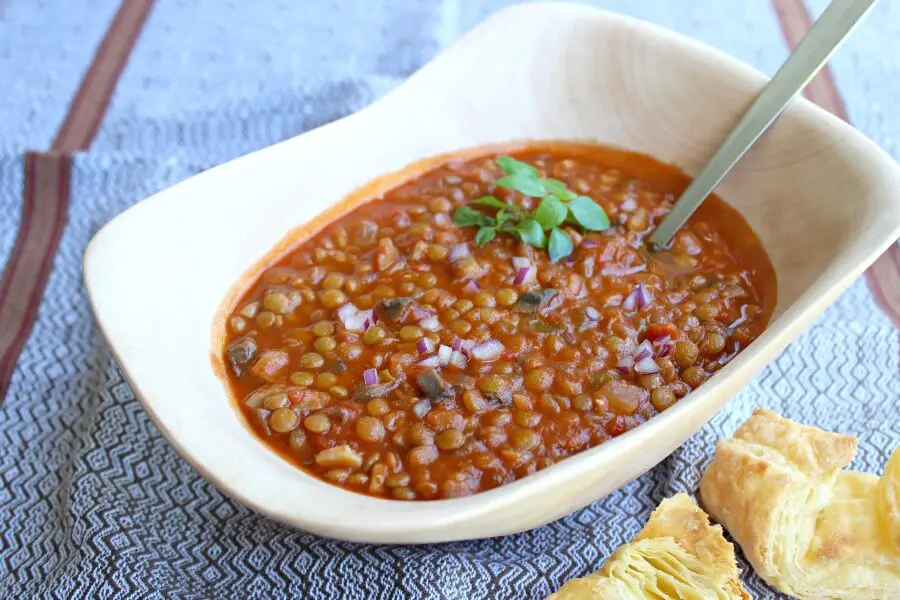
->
[647, 0, 878, 249]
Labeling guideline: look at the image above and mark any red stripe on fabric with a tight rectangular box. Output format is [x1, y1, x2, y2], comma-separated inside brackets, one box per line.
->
[53, 0, 157, 152]
[0, 155, 38, 310]
[0, 154, 70, 396]
[773, 0, 899, 324]
[0, 0, 156, 401]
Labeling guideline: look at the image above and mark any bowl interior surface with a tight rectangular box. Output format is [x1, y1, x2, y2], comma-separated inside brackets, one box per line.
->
[83, 3, 900, 543]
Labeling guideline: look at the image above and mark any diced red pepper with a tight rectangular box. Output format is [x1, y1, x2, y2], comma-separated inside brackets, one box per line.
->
[644, 322, 679, 342]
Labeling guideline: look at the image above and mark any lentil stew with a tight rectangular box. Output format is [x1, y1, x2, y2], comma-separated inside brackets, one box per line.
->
[221, 143, 776, 501]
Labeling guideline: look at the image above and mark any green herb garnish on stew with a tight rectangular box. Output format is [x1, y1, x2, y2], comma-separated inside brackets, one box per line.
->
[451, 157, 611, 262]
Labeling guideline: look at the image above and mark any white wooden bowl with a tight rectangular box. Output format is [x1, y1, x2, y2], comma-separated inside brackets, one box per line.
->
[83, 3, 900, 543]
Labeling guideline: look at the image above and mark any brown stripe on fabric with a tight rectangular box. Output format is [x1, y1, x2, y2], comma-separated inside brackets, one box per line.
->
[53, 0, 156, 152]
[865, 246, 900, 328]
[0, 0, 155, 400]
[0, 159, 37, 310]
[772, 0, 850, 120]
[773, 0, 900, 325]
[0, 153, 70, 394]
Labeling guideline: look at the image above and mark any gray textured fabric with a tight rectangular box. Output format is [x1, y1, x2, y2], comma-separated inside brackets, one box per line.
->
[1, 1, 900, 599]
[0, 0, 122, 153]
[94, 0, 792, 160]
[807, 0, 900, 160]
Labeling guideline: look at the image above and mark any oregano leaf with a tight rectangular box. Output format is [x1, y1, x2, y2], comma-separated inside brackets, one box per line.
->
[475, 227, 496, 246]
[568, 196, 610, 231]
[533, 196, 567, 229]
[452, 206, 493, 228]
[471, 196, 510, 211]
[548, 227, 573, 263]
[496, 156, 540, 178]
[518, 219, 546, 248]
[495, 174, 548, 197]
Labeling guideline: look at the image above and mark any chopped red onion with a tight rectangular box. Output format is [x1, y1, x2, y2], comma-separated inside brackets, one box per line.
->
[617, 356, 635, 372]
[412, 398, 431, 418]
[728, 304, 750, 330]
[449, 350, 468, 369]
[471, 340, 505, 361]
[451, 338, 474, 358]
[343, 312, 370, 333]
[362, 368, 378, 386]
[601, 263, 646, 277]
[718, 341, 740, 365]
[635, 283, 653, 309]
[416, 338, 434, 354]
[448, 243, 470, 262]
[337, 304, 376, 333]
[633, 340, 653, 362]
[419, 316, 442, 332]
[411, 305, 436, 320]
[512, 256, 532, 270]
[417, 355, 441, 368]
[653, 334, 671, 345]
[336, 302, 358, 322]
[634, 357, 660, 374]
[620, 197, 637, 211]
[437, 345, 452, 366]
[622, 283, 652, 310]
[654, 336, 675, 358]
[584, 306, 601, 320]
[514, 267, 535, 286]
[581, 239, 598, 248]
[462, 280, 480, 294]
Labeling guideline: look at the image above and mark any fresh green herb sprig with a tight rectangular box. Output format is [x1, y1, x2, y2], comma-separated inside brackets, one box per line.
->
[452, 157, 610, 263]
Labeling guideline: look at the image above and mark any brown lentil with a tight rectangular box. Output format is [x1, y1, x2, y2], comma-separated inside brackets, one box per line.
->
[269, 408, 299, 433]
[304, 414, 331, 434]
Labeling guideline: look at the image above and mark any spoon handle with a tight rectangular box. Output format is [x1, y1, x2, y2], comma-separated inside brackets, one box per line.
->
[648, 0, 879, 248]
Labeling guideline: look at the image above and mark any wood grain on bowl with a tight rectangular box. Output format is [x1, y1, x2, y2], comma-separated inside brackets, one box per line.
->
[83, 3, 900, 543]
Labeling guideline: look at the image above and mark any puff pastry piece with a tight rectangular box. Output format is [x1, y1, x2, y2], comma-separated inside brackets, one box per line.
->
[700, 408, 900, 599]
[548, 493, 750, 599]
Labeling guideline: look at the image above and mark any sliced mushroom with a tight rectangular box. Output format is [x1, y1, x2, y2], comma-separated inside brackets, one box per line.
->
[374, 297, 413, 326]
[514, 289, 559, 314]
[351, 377, 404, 403]
[416, 369, 455, 402]
[226, 336, 257, 376]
